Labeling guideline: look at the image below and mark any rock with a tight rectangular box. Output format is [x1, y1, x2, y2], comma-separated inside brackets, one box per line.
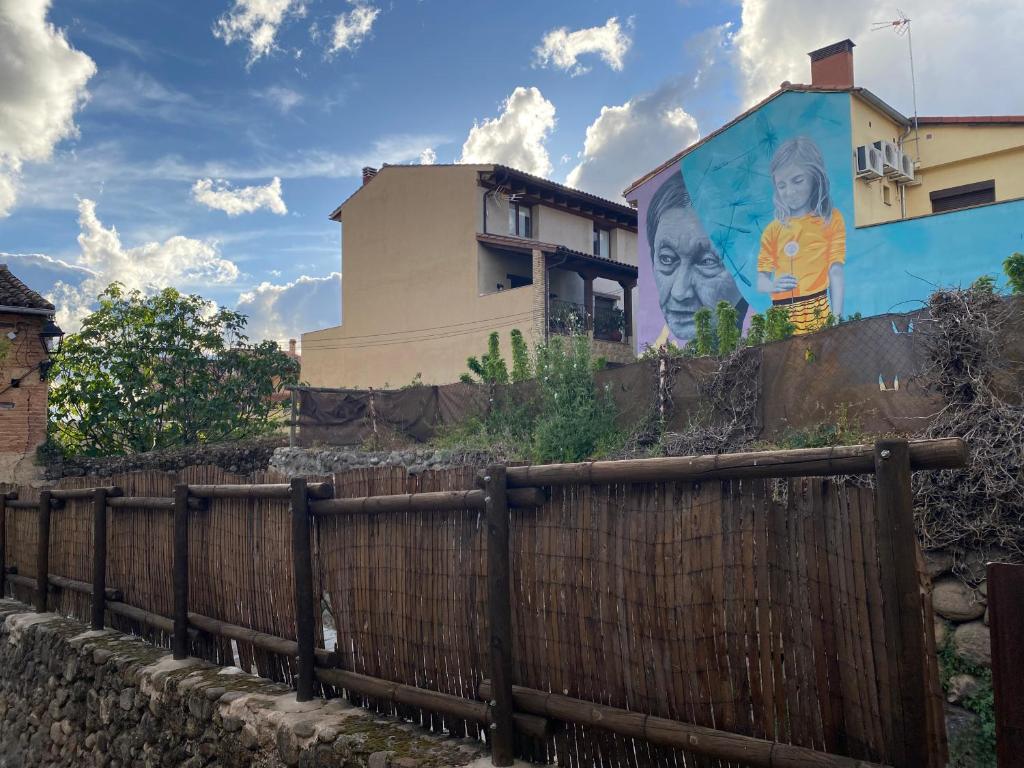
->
[240, 724, 260, 750]
[932, 577, 985, 621]
[221, 715, 244, 733]
[277, 726, 301, 766]
[934, 617, 949, 648]
[945, 703, 981, 751]
[953, 621, 991, 667]
[292, 720, 316, 739]
[369, 751, 395, 768]
[118, 689, 134, 712]
[946, 673, 981, 703]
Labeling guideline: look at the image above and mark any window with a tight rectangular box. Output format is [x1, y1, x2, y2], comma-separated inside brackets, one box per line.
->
[507, 273, 531, 289]
[508, 201, 532, 238]
[593, 225, 610, 258]
[882, 184, 892, 206]
[930, 180, 995, 214]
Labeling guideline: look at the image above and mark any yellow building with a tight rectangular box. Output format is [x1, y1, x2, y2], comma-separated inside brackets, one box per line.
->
[302, 164, 638, 388]
[625, 39, 1024, 349]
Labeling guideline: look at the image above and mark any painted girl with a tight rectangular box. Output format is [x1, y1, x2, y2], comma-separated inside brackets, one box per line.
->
[756, 136, 845, 333]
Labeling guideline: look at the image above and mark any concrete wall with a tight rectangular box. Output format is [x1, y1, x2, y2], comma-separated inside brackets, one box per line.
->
[304, 166, 637, 387]
[477, 245, 532, 294]
[849, 95, 906, 227]
[0, 599, 488, 767]
[906, 123, 1024, 217]
[633, 90, 1024, 350]
[0, 312, 48, 485]
[534, 205, 592, 254]
[302, 165, 536, 388]
[852, 97, 1024, 222]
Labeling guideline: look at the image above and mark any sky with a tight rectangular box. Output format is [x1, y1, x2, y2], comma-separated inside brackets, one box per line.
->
[1, 0, 1022, 347]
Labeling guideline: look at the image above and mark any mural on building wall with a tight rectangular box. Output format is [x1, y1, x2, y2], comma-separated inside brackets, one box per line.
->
[636, 90, 1024, 350]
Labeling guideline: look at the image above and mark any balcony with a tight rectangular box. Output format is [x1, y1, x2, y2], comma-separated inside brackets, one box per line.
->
[548, 299, 626, 342]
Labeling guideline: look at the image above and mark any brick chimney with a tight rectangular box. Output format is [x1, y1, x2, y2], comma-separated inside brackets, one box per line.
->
[809, 39, 855, 88]
[361, 167, 378, 186]
[288, 338, 298, 357]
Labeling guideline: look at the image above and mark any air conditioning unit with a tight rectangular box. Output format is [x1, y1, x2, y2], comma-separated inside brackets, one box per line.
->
[892, 151, 915, 183]
[855, 145, 884, 179]
[873, 140, 902, 176]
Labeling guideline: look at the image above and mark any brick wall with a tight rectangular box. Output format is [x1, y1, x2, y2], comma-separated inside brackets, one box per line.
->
[0, 312, 48, 483]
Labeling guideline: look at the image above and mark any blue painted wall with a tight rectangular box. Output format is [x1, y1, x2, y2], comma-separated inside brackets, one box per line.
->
[636, 90, 1024, 349]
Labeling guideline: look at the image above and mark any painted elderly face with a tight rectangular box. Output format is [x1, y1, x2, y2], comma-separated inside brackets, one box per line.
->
[773, 161, 814, 216]
[652, 207, 742, 341]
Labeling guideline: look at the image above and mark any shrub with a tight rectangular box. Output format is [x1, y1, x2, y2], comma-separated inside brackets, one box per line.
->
[1003, 251, 1024, 294]
[532, 333, 620, 463]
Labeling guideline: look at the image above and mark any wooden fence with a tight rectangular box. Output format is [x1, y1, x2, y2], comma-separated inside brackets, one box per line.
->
[0, 439, 965, 768]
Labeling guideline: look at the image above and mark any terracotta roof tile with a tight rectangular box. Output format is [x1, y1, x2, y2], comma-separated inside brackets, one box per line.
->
[0, 264, 55, 312]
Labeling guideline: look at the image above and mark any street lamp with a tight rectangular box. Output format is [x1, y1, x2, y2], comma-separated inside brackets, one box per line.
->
[38, 319, 64, 381]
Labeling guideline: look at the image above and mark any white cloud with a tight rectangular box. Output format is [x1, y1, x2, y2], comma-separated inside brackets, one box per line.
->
[235, 272, 341, 343]
[192, 177, 288, 216]
[567, 81, 700, 201]
[258, 85, 304, 113]
[733, 0, 1024, 113]
[214, 0, 306, 66]
[0, 0, 96, 217]
[45, 199, 240, 330]
[535, 16, 632, 76]
[87, 67, 206, 123]
[328, 3, 380, 54]
[419, 147, 437, 165]
[459, 87, 557, 177]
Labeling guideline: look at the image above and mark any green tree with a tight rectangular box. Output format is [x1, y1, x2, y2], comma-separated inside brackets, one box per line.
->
[1003, 251, 1024, 294]
[460, 331, 509, 384]
[509, 329, 532, 383]
[715, 300, 740, 355]
[764, 306, 796, 341]
[49, 284, 299, 456]
[692, 307, 715, 357]
[746, 313, 766, 347]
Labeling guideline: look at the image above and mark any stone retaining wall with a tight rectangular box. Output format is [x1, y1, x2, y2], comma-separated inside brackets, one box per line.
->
[0, 600, 489, 768]
[924, 548, 1000, 764]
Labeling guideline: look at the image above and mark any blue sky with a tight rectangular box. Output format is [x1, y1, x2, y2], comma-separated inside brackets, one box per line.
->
[1, 0, 1021, 345]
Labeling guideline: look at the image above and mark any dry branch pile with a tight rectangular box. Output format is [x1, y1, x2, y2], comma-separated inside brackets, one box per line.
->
[914, 287, 1024, 568]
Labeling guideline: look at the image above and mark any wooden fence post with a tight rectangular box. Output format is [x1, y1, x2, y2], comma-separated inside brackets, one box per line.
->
[874, 440, 930, 767]
[290, 388, 297, 448]
[485, 464, 514, 766]
[36, 490, 51, 612]
[172, 484, 190, 659]
[91, 487, 109, 630]
[291, 477, 315, 701]
[0, 492, 6, 598]
[988, 562, 1024, 766]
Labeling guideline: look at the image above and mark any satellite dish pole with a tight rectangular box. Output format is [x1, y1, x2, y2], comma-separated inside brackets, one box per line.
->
[872, 10, 920, 160]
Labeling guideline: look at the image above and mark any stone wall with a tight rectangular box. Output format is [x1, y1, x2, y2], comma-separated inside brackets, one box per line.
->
[269, 447, 488, 478]
[0, 600, 490, 768]
[924, 548, 1000, 764]
[47, 437, 287, 480]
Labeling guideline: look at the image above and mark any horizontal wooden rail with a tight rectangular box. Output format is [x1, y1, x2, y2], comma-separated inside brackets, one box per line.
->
[50, 487, 123, 500]
[107, 496, 205, 511]
[486, 437, 967, 488]
[48, 574, 122, 602]
[188, 482, 334, 500]
[7, 573, 123, 603]
[5, 499, 46, 510]
[309, 487, 547, 516]
[107, 600, 199, 639]
[479, 681, 890, 768]
[317, 668, 554, 741]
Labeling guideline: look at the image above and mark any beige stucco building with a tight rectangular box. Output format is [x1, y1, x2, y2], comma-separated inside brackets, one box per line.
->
[302, 164, 638, 388]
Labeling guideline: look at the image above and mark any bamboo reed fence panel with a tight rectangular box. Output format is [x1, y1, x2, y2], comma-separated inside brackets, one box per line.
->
[179, 465, 314, 681]
[47, 493, 93, 623]
[0, 460, 944, 768]
[318, 466, 487, 739]
[4, 487, 38, 606]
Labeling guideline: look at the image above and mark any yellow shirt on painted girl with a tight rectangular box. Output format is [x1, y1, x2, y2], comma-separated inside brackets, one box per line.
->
[756, 210, 846, 301]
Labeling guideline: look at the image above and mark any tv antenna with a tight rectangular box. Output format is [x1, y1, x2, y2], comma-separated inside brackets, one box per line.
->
[872, 10, 920, 160]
